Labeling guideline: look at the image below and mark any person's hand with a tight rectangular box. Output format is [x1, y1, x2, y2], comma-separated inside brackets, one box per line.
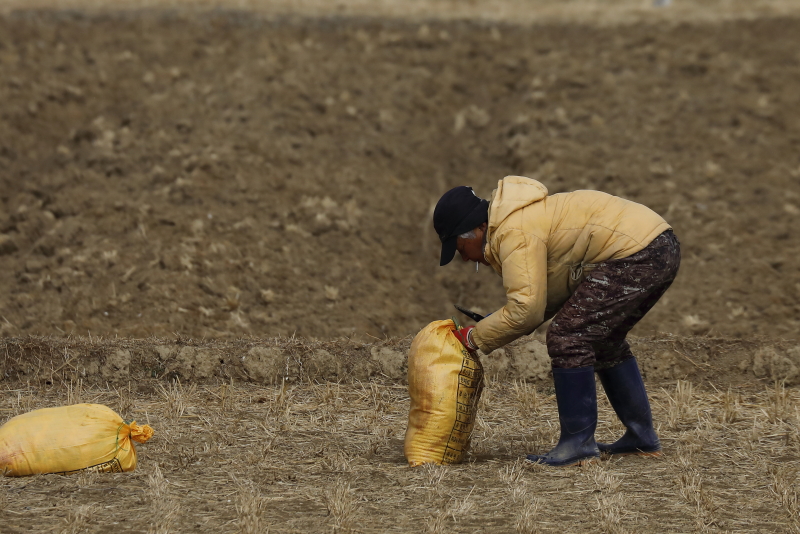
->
[453, 326, 478, 352]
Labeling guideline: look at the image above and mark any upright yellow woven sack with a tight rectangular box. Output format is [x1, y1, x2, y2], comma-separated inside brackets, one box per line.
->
[0, 403, 154, 476]
[404, 319, 484, 466]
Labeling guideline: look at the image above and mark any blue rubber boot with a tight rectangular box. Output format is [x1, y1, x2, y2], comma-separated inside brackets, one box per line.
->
[597, 357, 661, 456]
[526, 367, 600, 466]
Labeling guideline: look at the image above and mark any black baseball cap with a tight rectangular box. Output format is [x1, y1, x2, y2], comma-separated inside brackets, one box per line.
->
[433, 186, 489, 266]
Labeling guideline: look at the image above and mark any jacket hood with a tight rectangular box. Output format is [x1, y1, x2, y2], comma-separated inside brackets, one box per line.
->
[487, 176, 548, 233]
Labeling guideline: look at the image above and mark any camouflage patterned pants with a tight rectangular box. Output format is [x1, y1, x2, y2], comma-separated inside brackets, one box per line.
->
[547, 230, 681, 370]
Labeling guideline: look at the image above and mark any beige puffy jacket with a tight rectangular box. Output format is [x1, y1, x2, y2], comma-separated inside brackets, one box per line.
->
[471, 176, 671, 354]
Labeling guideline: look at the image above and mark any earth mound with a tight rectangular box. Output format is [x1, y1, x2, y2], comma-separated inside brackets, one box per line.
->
[4, 334, 799, 386]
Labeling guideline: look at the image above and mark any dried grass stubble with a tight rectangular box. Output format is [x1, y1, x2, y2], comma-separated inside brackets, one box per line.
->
[59, 503, 96, 534]
[234, 478, 270, 534]
[148, 464, 180, 534]
[8, 385, 37, 418]
[674, 458, 720, 532]
[2, 378, 799, 533]
[425, 507, 448, 534]
[514, 495, 541, 534]
[157, 379, 197, 422]
[584, 462, 629, 534]
[662, 380, 800, 532]
[766, 379, 793, 424]
[0, 478, 8, 512]
[323, 476, 357, 531]
[410, 464, 481, 533]
[499, 458, 543, 533]
[113, 381, 137, 417]
[769, 463, 800, 532]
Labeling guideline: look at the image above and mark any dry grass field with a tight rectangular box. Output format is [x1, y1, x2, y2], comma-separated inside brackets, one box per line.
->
[1, 374, 799, 533]
[0, 333, 798, 532]
[1, 0, 799, 532]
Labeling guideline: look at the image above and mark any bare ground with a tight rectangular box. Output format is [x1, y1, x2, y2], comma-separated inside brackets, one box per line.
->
[1, 2, 800, 533]
[4, 0, 800, 25]
[1, 9, 799, 342]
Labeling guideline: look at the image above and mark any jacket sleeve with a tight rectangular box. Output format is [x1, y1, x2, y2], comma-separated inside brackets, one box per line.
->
[471, 230, 548, 353]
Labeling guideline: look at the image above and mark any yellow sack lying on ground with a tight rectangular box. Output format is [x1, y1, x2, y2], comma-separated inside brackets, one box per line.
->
[0, 403, 154, 476]
[404, 319, 484, 466]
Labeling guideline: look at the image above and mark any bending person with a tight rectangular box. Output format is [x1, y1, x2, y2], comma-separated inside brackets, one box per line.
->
[433, 176, 680, 466]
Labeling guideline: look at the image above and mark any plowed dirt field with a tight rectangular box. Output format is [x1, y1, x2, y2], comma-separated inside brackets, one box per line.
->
[1, 1, 799, 532]
[1, 4, 800, 341]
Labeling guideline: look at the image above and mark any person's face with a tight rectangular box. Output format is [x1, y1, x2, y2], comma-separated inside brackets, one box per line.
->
[456, 222, 490, 265]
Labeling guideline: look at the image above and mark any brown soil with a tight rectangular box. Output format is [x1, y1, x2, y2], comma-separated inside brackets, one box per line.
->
[1, 9, 799, 342]
[5, 0, 800, 25]
[1, 6, 800, 532]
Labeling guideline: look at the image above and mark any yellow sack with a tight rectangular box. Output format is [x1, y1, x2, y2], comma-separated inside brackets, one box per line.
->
[404, 320, 484, 466]
[0, 403, 154, 476]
